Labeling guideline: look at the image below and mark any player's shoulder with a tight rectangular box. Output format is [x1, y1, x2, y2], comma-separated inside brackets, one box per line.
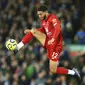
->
[50, 14, 57, 18]
[49, 14, 60, 24]
[49, 14, 58, 20]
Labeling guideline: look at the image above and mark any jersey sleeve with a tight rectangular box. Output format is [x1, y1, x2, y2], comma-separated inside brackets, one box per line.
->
[51, 15, 61, 39]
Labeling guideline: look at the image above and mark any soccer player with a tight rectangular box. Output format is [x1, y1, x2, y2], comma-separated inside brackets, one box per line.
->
[13, 5, 81, 78]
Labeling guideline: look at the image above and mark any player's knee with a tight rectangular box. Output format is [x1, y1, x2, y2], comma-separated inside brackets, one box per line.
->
[49, 67, 56, 73]
[31, 29, 36, 34]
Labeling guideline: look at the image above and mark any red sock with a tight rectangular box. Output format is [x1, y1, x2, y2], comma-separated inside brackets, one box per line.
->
[56, 67, 68, 74]
[22, 32, 33, 44]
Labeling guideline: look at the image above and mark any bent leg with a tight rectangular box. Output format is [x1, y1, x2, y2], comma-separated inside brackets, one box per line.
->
[49, 60, 75, 75]
[31, 29, 46, 46]
[17, 29, 46, 50]
[49, 48, 75, 75]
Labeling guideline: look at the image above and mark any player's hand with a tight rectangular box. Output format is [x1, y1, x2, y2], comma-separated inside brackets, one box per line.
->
[48, 38, 55, 45]
[24, 29, 31, 34]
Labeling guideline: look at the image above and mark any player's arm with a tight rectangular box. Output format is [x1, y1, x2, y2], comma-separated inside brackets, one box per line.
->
[51, 16, 61, 39]
[48, 16, 61, 45]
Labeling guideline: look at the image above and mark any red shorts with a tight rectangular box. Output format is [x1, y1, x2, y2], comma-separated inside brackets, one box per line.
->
[43, 37, 63, 62]
[47, 46, 62, 61]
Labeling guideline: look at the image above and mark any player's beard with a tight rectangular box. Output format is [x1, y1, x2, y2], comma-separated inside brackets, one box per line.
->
[43, 14, 46, 20]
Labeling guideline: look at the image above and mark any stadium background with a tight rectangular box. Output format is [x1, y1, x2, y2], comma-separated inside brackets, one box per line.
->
[0, 0, 85, 85]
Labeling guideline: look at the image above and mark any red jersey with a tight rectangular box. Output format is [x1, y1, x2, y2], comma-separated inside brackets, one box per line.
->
[22, 14, 63, 61]
[39, 14, 63, 49]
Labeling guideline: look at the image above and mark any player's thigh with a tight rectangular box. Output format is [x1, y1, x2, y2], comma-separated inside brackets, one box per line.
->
[49, 60, 59, 73]
[32, 29, 46, 46]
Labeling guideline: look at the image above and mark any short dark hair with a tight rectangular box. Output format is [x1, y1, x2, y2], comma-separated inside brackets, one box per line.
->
[37, 5, 48, 12]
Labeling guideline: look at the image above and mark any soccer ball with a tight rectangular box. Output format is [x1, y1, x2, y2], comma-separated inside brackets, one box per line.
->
[6, 39, 17, 50]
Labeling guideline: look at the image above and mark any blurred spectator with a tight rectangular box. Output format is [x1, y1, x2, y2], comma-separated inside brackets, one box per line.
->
[35, 70, 46, 85]
[81, 75, 85, 85]
[74, 23, 85, 44]
[53, 76, 62, 85]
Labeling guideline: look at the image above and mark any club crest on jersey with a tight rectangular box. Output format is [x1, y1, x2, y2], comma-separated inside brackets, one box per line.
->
[45, 27, 48, 32]
[42, 22, 49, 32]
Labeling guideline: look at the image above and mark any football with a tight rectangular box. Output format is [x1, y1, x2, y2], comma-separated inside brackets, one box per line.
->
[6, 39, 17, 50]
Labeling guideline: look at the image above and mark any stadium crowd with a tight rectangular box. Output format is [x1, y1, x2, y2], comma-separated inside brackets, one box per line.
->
[0, 0, 85, 85]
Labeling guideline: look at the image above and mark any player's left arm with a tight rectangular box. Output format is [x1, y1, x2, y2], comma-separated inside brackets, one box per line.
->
[48, 15, 61, 45]
[51, 15, 61, 39]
